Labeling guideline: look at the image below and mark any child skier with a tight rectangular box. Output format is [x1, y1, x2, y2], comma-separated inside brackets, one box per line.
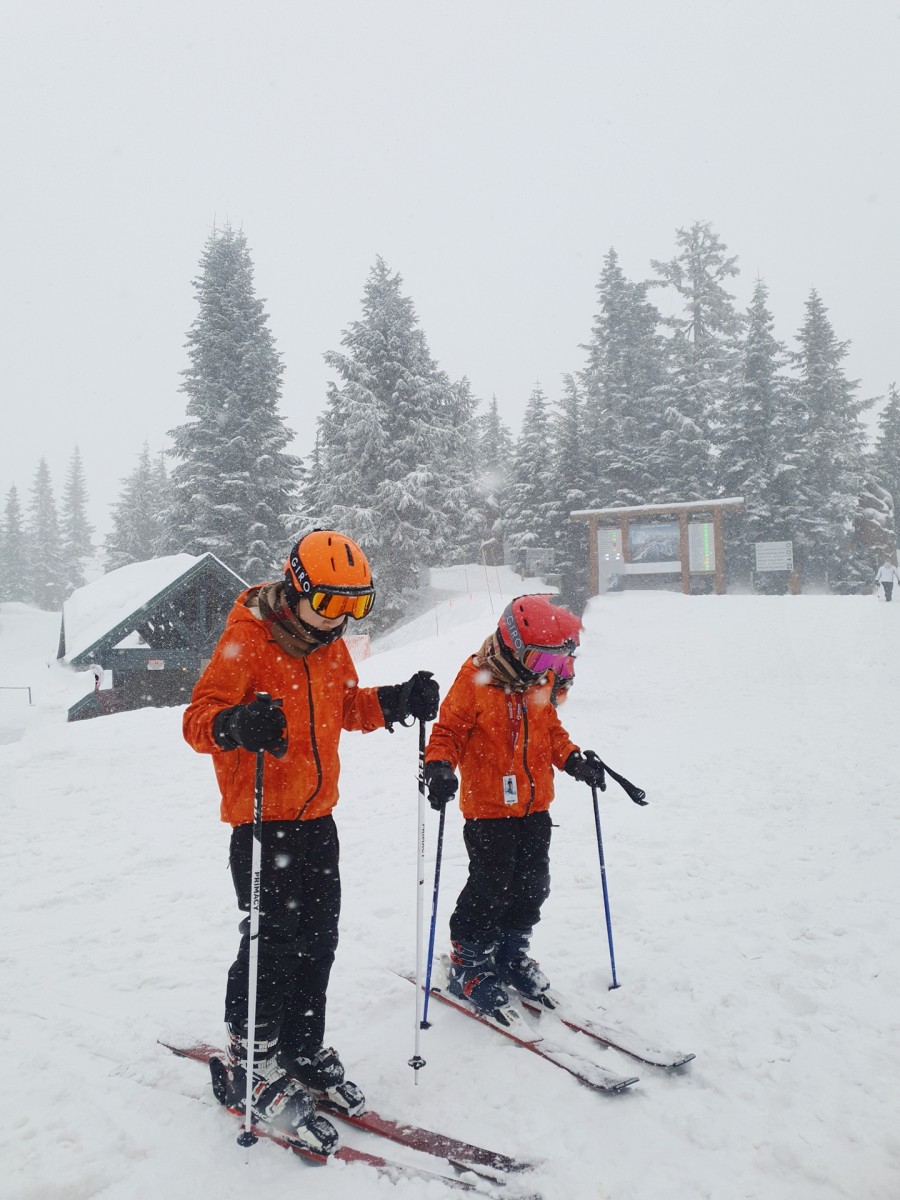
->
[423, 593, 607, 1017]
[183, 529, 439, 1153]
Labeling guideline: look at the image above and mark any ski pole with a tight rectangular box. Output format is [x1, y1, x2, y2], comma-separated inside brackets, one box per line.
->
[237, 693, 285, 1149]
[421, 802, 446, 1030]
[591, 780, 621, 991]
[408, 717, 427, 1081]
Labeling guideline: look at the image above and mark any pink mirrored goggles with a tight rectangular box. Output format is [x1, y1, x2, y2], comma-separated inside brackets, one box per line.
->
[521, 645, 576, 679]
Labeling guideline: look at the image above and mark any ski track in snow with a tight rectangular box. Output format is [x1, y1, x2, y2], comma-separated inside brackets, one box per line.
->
[1, 586, 899, 1199]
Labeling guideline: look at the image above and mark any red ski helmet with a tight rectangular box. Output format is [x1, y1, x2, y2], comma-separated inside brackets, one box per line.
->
[497, 594, 581, 681]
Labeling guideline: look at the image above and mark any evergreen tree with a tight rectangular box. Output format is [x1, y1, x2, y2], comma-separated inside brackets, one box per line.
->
[548, 374, 591, 604]
[718, 279, 802, 589]
[168, 225, 300, 580]
[439, 377, 487, 564]
[846, 480, 896, 588]
[105, 443, 171, 570]
[872, 382, 900, 513]
[579, 248, 667, 508]
[475, 395, 514, 555]
[298, 430, 326, 531]
[504, 385, 558, 570]
[151, 451, 175, 555]
[27, 458, 65, 610]
[790, 289, 870, 588]
[60, 446, 94, 593]
[651, 222, 742, 500]
[0, 486, 29, 602]
[313, 258, 460, 628]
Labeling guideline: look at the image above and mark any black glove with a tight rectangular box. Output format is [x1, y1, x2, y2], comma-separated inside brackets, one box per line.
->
[378, 670, 440, 730]
[564, 749, 607, 790]
[213, 699, 288, 756]
[424, 760, 458, 811]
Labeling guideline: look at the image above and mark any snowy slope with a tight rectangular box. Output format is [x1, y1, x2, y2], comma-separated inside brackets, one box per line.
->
[1, 588, 899, 1200]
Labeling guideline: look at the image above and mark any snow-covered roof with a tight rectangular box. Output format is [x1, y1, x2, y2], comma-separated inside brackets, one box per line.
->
[60, 553, 245, 663]
[571, 497, 745, 519]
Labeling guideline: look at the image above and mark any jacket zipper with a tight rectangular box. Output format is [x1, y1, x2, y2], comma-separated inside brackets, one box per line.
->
[297, 658, 323, 818]
[521, 703, 536, 814]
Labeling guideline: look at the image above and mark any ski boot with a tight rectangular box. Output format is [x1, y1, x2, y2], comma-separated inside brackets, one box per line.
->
[282, 1044, 366, 1117]
[447, 938, 511, 1016]
[209, 1021, 339, 1156]
[496, 929, 558, 1009]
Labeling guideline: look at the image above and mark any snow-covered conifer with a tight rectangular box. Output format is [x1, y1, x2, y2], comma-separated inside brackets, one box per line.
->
[168, 225, 300, 580]
[475, 396, 514, 554]
[579, 248, 666, 507]
[105, 443, 170, 570]
[0, 486, 29, 603]
[548, 374, 591, 601]
[313, 258, 460, 628]
[504, 385, 558, 570]
[60, 447, 94, 593]
[872, 382, 900, 514]
[27, 458, 65, 610]
[438, 377, 487, 565]
[718, 279, 802, 589]
[845, 480, 896, 591]
[790, 289, 870, 589]
[651, 222, 742, 500]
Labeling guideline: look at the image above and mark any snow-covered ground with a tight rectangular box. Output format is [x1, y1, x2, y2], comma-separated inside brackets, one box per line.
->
[2, 581, 899, 1200]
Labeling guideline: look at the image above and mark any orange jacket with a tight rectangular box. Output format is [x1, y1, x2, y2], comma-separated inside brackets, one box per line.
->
[183, 589, 386, 825]
[425, 657, 578, 820]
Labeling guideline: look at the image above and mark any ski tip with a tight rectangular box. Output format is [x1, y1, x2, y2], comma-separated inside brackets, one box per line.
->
[613, 1077, 640, 1093]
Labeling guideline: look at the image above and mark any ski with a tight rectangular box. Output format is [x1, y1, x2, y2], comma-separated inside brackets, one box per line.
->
[200, 1104, 500, 1193]
[400, 967, 639, 1094]
[519, 998, 696, 1069]
[161, 1040, 536, 1181]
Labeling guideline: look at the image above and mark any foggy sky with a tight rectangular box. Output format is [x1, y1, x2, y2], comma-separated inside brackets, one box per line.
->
[2, 0, 898, 534]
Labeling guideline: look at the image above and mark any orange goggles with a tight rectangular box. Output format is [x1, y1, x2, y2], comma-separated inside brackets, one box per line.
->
[309, 587, 376, 621]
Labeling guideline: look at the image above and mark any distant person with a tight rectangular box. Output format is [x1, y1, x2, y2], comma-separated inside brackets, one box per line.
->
[423, 594, 608, 1017]
[183, 529, 439, 1154]
[875, 561, 900, 602]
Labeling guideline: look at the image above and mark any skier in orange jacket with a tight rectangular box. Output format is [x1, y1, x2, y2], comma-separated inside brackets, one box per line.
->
[424, 594, 606, 1016]
[184, 529, 439, 1151]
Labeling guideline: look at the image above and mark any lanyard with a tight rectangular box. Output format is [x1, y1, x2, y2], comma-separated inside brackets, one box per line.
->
[506, 695, 524, 772]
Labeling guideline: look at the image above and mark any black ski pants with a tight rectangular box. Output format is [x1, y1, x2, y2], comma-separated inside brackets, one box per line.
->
[224, 816, 340, 1056]
[449, 811, 552, 946]
[882, 581, 894, 601]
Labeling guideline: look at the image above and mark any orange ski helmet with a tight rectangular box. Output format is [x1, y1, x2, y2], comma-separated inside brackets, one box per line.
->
[498, 594, 581, 681]
[284, 530, 375, 620]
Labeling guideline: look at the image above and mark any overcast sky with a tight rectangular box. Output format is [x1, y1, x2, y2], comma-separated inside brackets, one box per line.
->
[3, 0, 899, 534]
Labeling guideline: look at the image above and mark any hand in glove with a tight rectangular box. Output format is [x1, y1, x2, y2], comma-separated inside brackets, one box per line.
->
[424, 760, 459, 811]
[213, 698, 288, 756]
[564, 749, 606, 790]
[378, 670, 440, 730]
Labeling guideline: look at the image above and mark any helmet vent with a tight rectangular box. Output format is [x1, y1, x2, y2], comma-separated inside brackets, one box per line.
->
[345, 543, 355, 566]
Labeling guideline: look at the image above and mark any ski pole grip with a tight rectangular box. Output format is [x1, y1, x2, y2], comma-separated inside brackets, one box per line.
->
[253, 693, 288, 758]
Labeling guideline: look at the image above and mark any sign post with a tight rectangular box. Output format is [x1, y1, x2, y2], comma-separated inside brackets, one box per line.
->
[754, 541, 794, 573]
